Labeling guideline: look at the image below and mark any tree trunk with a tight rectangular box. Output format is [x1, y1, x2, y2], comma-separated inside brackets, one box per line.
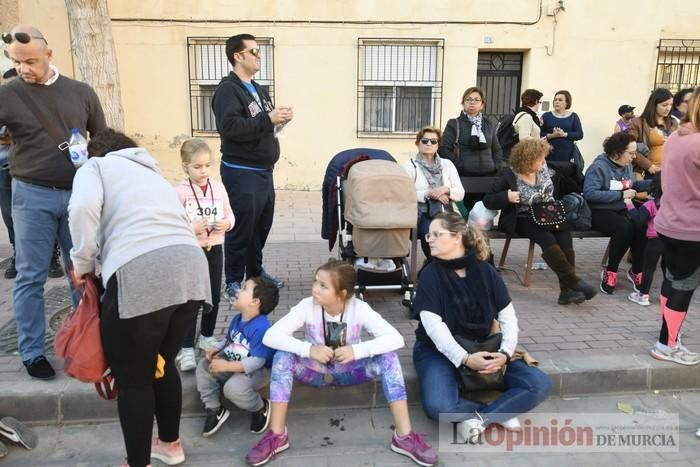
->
[64, 0, 124, 131]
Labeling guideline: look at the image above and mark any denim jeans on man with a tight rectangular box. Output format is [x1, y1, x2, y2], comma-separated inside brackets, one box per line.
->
[12, 180, 78, 362]
[413, 339, 551, 424]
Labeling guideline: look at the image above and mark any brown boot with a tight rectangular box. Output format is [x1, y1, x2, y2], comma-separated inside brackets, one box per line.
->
[563, 248, 597, 300]
[542, 246, 585, 305]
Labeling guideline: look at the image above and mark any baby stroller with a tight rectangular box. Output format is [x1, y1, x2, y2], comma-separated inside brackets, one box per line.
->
[321, 148, 417, 307]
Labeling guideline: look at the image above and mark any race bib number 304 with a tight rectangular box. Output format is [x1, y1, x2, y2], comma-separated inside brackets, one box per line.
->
[185, 198, 225, 224]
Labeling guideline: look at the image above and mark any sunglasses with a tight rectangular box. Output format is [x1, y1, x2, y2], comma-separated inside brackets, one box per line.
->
[2, 32, 47, 45]
[238, 47, 261, 58]
[420, 138, 439, 145]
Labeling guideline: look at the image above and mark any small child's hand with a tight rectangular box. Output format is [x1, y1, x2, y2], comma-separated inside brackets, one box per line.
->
[333, 345, 355, 364]
[213, 219, 230, 231]
[208, 358, 229, 374]
[194, 219, 208, 235]
[309, 344, 334, 364]
[205, 349, 219, 361]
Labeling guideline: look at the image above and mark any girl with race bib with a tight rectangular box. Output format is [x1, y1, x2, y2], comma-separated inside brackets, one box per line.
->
[175, 138, 235, 371]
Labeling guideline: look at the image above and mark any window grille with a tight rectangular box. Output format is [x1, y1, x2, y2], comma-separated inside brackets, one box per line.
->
[357, 38, 444, 137]
[654, 39, 700, 93]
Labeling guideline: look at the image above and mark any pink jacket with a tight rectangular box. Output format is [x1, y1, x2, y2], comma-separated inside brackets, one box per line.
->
[656, 123, 700, 242]
[175, 178, 235, 248]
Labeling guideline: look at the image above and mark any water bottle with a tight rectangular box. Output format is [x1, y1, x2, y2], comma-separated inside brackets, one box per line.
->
[68, 128, 88, 167]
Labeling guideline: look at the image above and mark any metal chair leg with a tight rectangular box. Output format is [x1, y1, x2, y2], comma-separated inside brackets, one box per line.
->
[499, 237, 511, 268]
[524, 240, 535, 287]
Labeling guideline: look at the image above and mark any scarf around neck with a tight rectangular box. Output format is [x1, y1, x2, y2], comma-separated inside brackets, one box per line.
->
[414, 153, 444, 189]
[465, 111, 487, 144]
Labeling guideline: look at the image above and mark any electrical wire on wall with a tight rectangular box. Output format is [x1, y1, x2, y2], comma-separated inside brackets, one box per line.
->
[545, 1, 566, 56]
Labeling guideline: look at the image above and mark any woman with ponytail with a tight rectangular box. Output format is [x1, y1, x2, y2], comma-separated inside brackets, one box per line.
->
[412, 212, 551, 442]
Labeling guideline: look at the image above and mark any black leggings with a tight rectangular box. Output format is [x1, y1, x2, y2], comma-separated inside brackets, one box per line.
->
[183, 245, 223, 346]
[639, 237, 664, 295]
[591, 209, 646, 272]
[515, 216, 573, 251]
[101, 275, 201, 467]
[658, 235, 700, 346]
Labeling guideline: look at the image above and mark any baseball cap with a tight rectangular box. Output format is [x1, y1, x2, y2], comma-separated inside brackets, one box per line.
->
[618, 104, 635, 116]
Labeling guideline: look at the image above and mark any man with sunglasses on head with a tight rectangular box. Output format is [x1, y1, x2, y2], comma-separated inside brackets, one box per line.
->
[0, 25, 106, 380]
[212, 33, 293, 302]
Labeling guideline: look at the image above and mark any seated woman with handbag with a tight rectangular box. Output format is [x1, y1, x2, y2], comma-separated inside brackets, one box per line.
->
[403, 126, 464, 260]
[482, 139, 596, 305]
[412, 212, 551, 442]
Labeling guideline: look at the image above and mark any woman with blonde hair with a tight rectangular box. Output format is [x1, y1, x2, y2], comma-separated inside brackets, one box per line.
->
[412, 212, 551, 441]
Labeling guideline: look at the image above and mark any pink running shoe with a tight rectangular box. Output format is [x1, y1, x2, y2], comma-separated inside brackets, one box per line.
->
[246, 430, 290, 466]
[390, 431, 438, 466]
[627, 268, 643, 293]
[150, 437, 185, 465]
[600, 269, 618, 294]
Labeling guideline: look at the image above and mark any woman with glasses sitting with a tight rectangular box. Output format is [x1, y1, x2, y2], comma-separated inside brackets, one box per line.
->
[403, 126, 464, 260]
[583, 132, 652, 295]
[412, 212, 551, 442]
[439, 86, 503, 210]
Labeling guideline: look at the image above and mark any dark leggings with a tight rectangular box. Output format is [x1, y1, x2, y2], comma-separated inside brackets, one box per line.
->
[658, 235, 700, 347]
[639, 237, 665, 295]
[515, 216, 573, 251]
[591, 209, 646, 272]
[101, 275, 201, 467]
[183, 245, 223, 346]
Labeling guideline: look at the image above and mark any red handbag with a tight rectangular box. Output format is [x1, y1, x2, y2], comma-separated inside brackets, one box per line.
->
[54, 272, 117, 400]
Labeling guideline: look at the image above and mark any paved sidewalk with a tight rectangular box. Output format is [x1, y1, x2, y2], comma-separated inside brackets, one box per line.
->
[0, 190, 699, 423]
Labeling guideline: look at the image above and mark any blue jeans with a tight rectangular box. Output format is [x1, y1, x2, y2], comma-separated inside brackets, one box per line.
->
[0, 166, 13, 245]
[12, 180, 78, 362]
[413, 339, 551, 424]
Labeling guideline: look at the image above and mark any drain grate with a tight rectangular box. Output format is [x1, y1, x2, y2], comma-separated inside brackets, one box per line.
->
[0, 286, 73, 355]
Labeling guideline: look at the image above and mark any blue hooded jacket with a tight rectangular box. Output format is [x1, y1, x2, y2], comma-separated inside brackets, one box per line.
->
[583, 153, 651, 211]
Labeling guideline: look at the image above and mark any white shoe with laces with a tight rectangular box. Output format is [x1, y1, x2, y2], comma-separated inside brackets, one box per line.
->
[175, 348, 196, 372]
[500, 417, 521, 431]
[627, 291, 650, 306]
[458, 414, 485, 444]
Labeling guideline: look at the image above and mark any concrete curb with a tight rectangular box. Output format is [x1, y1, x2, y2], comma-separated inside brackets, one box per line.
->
[2, 353, 699, 424]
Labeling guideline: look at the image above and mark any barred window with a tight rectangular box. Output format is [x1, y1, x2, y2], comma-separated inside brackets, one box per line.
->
[357, 39, 443, 138]
[654, 39, 700, 93]
[187, 37, 274, 134]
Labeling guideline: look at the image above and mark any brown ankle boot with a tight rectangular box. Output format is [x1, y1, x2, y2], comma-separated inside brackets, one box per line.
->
[542, 246, 585, 305]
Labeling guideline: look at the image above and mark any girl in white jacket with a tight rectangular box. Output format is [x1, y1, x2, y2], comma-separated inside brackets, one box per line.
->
[245, 260, 437, 467]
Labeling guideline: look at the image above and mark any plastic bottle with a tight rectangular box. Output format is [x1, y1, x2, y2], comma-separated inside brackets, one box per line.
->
[68, 128, 88, 167]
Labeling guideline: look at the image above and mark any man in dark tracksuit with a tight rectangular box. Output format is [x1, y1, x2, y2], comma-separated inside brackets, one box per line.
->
[212, 33, 293, 300]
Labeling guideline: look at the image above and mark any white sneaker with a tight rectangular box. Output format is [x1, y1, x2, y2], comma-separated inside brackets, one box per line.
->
[176, 348, 196, 372]
[500, 417, 521, 431]
[627, 291, 650, 306]
[458, 415, 485, 444]
[650, 343, 700, 366]
[198, 335, 220, 352]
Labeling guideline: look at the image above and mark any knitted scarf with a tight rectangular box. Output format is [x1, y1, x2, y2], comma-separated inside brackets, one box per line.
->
[465, 111, 487, 144]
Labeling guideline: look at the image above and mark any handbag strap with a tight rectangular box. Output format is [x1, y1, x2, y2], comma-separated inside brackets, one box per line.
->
[452, 118, 460, 158]
[9, 84, 74, 169]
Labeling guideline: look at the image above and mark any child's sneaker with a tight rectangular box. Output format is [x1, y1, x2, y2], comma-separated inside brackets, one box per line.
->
[245, 430, 289, 466]
[626, 268, 643, 293]
[198, 335, 220, 351]
[150, 437, 185, 465]
[500, 416, 521, 431]
[175, 348, 196, 372]
[628, 291, 650, 306]
[650, 343, 700, 366]
[600, 269, 618, 294]
[250, 399, 271, 434]
[0, 416, 38, 449]
[390, 431, 438, 466]
[202, 406, 229, 437]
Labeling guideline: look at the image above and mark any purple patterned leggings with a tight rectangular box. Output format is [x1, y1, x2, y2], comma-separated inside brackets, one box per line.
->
[269, 350, 407, 404]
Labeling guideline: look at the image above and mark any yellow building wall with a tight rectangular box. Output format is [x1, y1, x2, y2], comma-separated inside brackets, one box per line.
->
[11, 0, 700, 188]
